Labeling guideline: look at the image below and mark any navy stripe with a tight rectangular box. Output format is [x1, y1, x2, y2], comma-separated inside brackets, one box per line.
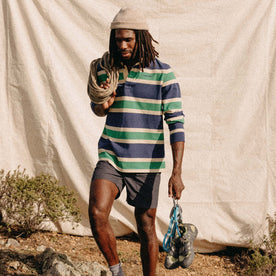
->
[148, 59, 171, 70]
[162, 83, 181, 100]
[164, 111, 184, 121]
[116, 83, 162, 100]
[168, 121, 185, 131]
[170, 132, 185, 144]
[106, 113, 164, 130]
[99, 138, 165, 158]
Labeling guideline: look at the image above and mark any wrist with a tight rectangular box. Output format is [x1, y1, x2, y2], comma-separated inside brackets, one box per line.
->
[172, 168, 182, 175]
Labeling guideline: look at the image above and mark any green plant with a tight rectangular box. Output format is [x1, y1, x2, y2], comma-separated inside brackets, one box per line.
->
[240, 213, 276, 275]
[0, 167, 81, 235]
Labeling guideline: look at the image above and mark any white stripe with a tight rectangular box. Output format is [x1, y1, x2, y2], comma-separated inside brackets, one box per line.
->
[162, 79, 178, 87]
[97, 70, 106, 76]
[170, 129, 185, 134]
[118, 79, 126, 84]
[162, 98, 182, 104]
[99, 159, 164, 173]
[126, 78, 163, 86]
[166, 115, 184, 122]
[109, 108, 162, 115]
[115, 96, 160, 104]
[105, 125, 163, 133]
[163, 109, 183, 114]
[131, 68, 173, 74]
[98, 149, 164, 162]
[101, 134, 164, 144]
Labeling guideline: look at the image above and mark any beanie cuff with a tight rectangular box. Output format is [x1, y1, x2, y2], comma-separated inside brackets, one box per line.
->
[111, 22, 148, 30]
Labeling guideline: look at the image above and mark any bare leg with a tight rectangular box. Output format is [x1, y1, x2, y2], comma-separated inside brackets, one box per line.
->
[135, 208, 159, 276]
[88, 178, 119, 265]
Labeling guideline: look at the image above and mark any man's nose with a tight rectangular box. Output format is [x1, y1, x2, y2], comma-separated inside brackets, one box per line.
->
[120, 41, 127, 49]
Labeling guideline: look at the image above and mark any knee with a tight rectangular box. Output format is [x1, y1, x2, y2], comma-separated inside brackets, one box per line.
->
[135, 209, 156, 239]
[88, 203, 109, 229]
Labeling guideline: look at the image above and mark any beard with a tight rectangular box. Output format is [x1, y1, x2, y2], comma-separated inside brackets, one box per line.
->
[118, 49, 133, 60]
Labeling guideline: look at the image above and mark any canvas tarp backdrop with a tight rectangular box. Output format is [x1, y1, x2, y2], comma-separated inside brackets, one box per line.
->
[1, 0, 275, 253]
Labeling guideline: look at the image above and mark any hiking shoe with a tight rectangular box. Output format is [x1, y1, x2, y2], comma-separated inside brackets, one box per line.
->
[164, 236, 180, 269]
[178, 223, 198, 268]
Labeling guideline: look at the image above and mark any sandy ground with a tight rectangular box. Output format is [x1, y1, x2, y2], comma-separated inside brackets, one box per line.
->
[0, 230, 245, 275]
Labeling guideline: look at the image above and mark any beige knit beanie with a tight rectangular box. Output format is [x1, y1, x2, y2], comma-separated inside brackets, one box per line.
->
[111, 8, 149, 30]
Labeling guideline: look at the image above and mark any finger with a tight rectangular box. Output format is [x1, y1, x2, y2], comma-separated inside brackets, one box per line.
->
[111, 91, 116, 99]
[103, 80, 110, 88]
[102, 102, 109, 110]
[104, 97, 113, 107]
[174, 192, 180, 200]
[175, 188, 183, 200]
[168, 184, 173, 198]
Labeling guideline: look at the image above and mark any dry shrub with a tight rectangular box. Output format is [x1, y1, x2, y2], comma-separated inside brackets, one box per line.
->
[236, 213, 276, 275]
[0, 167, 81, 236]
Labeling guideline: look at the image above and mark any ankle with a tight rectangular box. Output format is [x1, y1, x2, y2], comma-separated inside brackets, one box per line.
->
[109, 261, 125, 276]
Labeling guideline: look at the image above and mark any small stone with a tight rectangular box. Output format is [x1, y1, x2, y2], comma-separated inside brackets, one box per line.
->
[37, 245, 47, 252]
[8, 261, 20, 270]
[6, 238, 20, 247]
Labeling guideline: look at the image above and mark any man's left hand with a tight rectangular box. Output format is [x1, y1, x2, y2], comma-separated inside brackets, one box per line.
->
[168, 171, 185, 200]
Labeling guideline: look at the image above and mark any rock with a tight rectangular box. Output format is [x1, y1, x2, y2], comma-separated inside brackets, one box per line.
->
[8, 260, 20, 270]
[74, 261, 112, 276]
[38, 248, 111, 276]
[43, 262, 82, 276]
[6, 238, 20, 247]
[7, 260, 37, 275]
[37, 245, 47, 252]
[40, 248, 81, 276]
[0, 243, 111, 276]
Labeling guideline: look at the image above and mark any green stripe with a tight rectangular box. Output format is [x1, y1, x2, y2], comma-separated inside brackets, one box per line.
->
[163, 101, 182, 111]
[98, 72, 124, 82]
[98, 73, 107, 83]
[112, 100, 162, 111]
[128, 71, 176, 82]
[99, 152, 165, 170]
[119, 72, 124, 80]
[167, 118, 185, 125]
[103, 128, 164, 141]
[128, 71, 162, 81]
[163, 72, 176, 83]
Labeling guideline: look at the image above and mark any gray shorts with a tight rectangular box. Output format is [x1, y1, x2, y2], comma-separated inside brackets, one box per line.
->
[92, 161, 161, 209]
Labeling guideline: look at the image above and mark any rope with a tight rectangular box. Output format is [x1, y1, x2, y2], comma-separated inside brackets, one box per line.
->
[87, 52, 119, 104]
[163, 199, 183, 252]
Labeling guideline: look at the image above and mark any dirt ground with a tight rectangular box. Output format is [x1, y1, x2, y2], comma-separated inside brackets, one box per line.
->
[0, 229, 247, 276]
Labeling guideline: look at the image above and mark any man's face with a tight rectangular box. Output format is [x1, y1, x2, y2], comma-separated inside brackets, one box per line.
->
[115, 29, 136, 60]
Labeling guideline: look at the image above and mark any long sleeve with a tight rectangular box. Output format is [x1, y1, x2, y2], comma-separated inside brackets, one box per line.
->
[162, 70, 185, 144]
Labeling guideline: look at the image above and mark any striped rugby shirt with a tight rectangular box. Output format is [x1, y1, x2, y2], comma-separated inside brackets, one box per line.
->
[91, 58, 185, 173]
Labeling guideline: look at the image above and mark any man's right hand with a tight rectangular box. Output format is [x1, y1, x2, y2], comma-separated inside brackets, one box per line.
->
[102, 91, 116, 111]
[94, 79, 116, 116]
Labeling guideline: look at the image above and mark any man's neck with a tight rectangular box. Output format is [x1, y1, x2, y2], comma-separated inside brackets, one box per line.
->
[122, 58, 139, 71]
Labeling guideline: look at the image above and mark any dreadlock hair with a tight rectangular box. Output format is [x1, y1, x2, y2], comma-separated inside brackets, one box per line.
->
[109, 29, 159, 70]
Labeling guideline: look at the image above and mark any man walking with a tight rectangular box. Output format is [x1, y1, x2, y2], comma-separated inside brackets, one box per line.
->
[87, 8, 185, 276]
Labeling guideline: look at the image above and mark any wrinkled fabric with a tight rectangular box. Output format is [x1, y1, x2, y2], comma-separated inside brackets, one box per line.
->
[1, 0, 275, 252]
